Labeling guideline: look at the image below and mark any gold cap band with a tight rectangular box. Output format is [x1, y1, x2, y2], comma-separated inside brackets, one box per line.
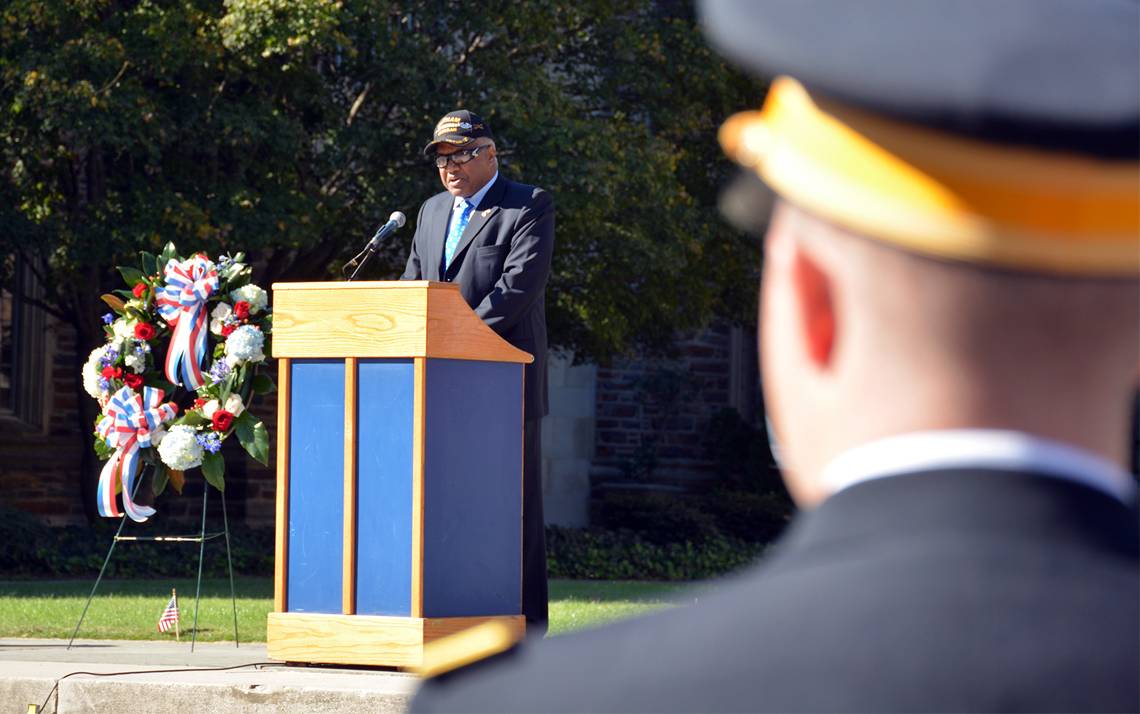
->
[720, 77, 1140, 275]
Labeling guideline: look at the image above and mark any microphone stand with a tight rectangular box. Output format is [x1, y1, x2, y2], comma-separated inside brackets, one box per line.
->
[346, 243, 377, 282]
[345, 223, 388, 281]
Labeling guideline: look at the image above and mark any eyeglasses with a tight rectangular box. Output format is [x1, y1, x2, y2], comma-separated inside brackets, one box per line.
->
[433, 145, 490, 169]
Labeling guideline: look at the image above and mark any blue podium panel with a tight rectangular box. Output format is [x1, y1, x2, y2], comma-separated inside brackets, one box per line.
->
[355, 359, 415, 616]
[287, 359, 345, 614]
[423, 358, 523, 617]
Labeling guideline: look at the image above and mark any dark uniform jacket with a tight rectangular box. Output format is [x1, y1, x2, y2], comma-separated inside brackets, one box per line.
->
[412, 468, 1140, 713]
[401, 176, 554, 421]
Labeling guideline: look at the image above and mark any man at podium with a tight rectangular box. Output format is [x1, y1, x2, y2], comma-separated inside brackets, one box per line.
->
[401, 109, 555, 635]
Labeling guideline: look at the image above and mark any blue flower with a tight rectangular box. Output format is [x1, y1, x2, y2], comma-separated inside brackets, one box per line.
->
[98, 377, 111, 391]
[101, 312, 115, 324]
[100, 348, 119, 368]
[196, 432, 223, 454]
[208, 360, 231, 382]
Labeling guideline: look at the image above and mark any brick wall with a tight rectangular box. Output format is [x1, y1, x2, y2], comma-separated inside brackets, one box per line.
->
[1, 316, 86, 524]
[0, 316, 278, 526]
[592, 324, 758, 491]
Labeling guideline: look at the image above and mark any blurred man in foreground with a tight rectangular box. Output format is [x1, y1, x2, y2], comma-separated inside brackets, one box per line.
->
[412, 1, 1139, 711]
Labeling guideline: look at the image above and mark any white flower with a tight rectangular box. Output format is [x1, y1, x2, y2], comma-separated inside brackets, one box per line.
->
[224, 325, 265, 366]
[110, 317, 136, 352]
[111, 317, 135, 341]
[229, 284, 268, 314]
[124, 352, 146, 373]
[82, 345, 110, 399]
[201, 393, 245, 418]
[210, 302, 233, 335]
[157, 425, 204, 471]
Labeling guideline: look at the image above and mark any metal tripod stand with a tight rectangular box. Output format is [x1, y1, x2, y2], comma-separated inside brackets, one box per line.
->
[67, 482, 240, 652]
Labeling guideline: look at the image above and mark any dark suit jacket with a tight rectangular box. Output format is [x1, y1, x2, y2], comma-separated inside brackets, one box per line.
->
[412, 469, 1140, 713]
[402, 176, 554, 420]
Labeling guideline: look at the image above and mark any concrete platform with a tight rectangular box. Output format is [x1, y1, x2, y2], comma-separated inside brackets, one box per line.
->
[0, 638, 419, 713]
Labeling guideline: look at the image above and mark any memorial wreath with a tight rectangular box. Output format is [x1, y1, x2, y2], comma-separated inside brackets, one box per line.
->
[82, 243, 273, 522]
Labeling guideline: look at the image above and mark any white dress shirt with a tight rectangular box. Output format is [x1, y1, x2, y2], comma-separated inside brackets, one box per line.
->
[821, 429, 1137, 504]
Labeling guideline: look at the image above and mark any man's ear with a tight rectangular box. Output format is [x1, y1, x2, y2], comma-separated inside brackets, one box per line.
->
[791, 243, 836, 368]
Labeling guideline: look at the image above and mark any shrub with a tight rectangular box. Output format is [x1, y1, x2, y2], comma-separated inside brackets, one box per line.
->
[593, 491, 722, 545]
[0, 509, 274, 578]
[701, 488, 793, 543]
[546, 525, 765, 581]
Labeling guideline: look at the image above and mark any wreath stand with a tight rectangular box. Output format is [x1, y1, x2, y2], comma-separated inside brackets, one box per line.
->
[67, 479, 240, 652]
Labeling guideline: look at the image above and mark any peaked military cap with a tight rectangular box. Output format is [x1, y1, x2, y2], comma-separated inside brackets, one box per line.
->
[701, 0, 1140, 275]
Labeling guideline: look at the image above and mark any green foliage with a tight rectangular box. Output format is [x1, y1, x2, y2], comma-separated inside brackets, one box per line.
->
[234, 411, 269, 465]
[0, 509, 275, 578]
[595, 492, 720, 545]
[0, 0, 763, 366]
[200, 451, 226, 491]
[593, 487, 793, 545]
[547, 526, 764, 581]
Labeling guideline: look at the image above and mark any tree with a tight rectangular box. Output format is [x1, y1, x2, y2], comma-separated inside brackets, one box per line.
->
[0, 0, 763, 518]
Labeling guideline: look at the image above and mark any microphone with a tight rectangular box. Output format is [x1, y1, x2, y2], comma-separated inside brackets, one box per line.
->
[346, 210, 407, 281]
[367, 211, 407, 250]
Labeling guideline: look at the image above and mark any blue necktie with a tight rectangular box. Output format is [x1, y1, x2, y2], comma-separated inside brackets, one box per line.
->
[444, 200, 474, 268]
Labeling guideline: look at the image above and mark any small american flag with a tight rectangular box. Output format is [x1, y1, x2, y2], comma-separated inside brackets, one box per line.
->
[157, 591, 180, 635]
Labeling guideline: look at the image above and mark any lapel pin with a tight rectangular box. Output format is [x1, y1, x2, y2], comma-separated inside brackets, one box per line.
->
[481, 209, 493, 217]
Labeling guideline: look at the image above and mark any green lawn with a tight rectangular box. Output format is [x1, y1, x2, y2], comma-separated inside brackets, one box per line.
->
[0, 578, 697, 642]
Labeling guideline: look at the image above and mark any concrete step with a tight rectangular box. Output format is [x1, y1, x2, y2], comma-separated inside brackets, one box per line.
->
[0, 639, 418, 714]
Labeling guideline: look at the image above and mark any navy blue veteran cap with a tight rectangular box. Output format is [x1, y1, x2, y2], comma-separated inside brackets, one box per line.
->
[423, 110, 494, 155]
[699, 0, 1139, 276]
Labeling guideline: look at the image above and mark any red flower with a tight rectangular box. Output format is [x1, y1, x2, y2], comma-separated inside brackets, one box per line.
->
[123, 373, 144, 390]
[211, 409, 235, 433]
[221, 323, 237, 337]
[101, 366, 122, 379]
[134, 323, 157, 340]
[132, 283, 147, 299]
[193, 398, 208, 410]
[233, 301, 251, 320]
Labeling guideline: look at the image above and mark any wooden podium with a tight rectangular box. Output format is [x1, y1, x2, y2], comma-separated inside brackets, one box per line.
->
[266, 281, 532, 667]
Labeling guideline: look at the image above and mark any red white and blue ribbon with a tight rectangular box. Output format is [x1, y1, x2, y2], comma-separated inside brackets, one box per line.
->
[96, 386, 178, 522]
[156, 255, 218, 390]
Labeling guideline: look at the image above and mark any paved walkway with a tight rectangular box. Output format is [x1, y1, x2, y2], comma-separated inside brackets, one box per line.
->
[0, 638, 418, 713]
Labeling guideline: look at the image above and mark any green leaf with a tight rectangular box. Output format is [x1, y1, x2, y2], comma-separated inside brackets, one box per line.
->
[219, 368, 238, 404]
[140, 251, 158, 277]
[94, 438, 115, 461]
[113, 289, 134, 300]
[201, 451, 226, 491]
[118, 266, 145, 287]
[221, 263, 245, 284]
[251, 373, 276, 395]
[235, 412, 270, 465]
[178, 411, 210, 427]
[152, 463, 170, 497]
[159, 242, 179, 267]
